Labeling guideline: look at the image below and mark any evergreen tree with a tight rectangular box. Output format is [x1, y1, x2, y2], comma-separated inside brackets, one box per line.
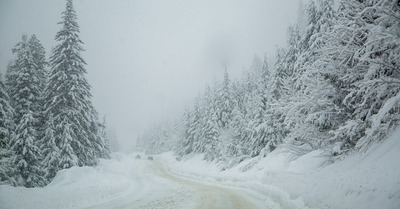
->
[4, 62, 18, 103]
[339, 0, 400, 150]
[270, 47, 287, 101]
[10, 109, 45, 187]
[217, 69, 233, 128]
[98, 117, 111, 159]
[0, 79, 17, 186]
[202, 86, 220, 160]
[28, 35, 47, 92]
[317, 0, 368, 152]
[42, 0, 110, 172]
[40, 113, 59, 181]
[28, 35, 48, 134]
[6, 35, 46, 187]
[7, 35, 43, 123]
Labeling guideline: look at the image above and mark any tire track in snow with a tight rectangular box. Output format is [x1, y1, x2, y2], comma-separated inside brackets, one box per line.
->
[153, 161, 262, 209]
[84, 159, 279, 209]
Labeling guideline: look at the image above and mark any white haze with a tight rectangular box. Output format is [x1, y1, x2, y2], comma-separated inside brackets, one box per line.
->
[0, 0, 298, 152]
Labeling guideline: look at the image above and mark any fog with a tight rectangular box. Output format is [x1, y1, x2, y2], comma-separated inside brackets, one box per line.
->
[0, 0, 298, 152]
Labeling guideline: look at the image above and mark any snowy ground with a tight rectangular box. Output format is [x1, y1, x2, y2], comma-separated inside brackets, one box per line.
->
[0, 154, 283, 209]
[1, 129, 399, 209]
[163, 128, 400, 209]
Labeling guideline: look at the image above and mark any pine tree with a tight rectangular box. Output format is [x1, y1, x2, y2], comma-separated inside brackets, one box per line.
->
[42, 0, 109, 171]
[270, 47, 287, 101]
[5, 62, 18, 103]
[202, 86, 220, 161]
[28, 35, 48, 134]
[316, 0, 368, 152]
[6, 35, 46, 187]
[339, 0, 400, 150]
[217, 69, 233, 128]
[7, 35, 43, 123]
[40, 113, 59, 180]
[28, 35, 47, 92]
[98, 117, 111, 159]
[10, 110, 45, 187]
[278, 0, 343, 151]
[0, 79, 17, 186]
[5, 34, 47, 135]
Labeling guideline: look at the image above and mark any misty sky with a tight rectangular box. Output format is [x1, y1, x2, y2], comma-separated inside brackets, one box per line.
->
[0, 0, 298, 152]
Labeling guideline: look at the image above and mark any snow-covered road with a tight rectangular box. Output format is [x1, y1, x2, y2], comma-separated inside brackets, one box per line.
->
[83, 159, 265, 209]
[152, 160, 261, 209]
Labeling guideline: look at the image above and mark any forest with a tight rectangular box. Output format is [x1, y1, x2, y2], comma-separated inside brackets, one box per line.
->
[0, 0, 110, 187]
[137, 0, 400, 169]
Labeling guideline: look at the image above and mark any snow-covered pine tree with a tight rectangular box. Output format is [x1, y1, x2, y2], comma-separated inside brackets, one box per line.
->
[339, 0, 400, 150]
[283, 25, 301, 78]
[7, 35, 43, 124]
[266, 48, 289, 150]
[188, 97, 205, 154]
[316, 0, 368, 153]
[28, 35, 47, 92]
[217, 69, 233, 128]
[4, 62, 18, 103]
[270, 47, 287, 101]
[0, 79, 17, 186]
[201, 85, 220, 161]
[40, 113, 59, 181]
[242, 55, 273, 157]
[43, 0, 110, 171]
[28, 35, 48, 136]
[106, 126, 119, 152]
[225, 80, 249, 160]
[286, 0, 341, 150]
[10, 109, 45, 187]
[227, 102, 249, 159]
[178, 108, 195, 156]
[6, 35, 46, 187]
[98, 117, 111, 159]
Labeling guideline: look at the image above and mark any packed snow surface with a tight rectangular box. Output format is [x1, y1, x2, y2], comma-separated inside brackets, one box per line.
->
[1, 129, 399, 209]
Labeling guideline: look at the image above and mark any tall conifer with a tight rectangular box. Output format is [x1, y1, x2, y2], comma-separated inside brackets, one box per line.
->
[42, 0, 109, 172]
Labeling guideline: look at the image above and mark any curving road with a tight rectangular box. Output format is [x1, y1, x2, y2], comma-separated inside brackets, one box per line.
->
[153, 161, 260, 209]
[84, 159, 288, 209]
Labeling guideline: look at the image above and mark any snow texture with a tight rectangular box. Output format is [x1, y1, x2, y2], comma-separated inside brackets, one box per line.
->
[1, 127, 399, 209]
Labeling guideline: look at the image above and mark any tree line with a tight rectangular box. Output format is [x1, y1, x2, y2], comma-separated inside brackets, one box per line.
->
[0, 0, 110, 187]
[137, 0, 400, 169]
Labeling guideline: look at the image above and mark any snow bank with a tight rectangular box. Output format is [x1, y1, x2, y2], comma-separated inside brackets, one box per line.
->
[0, 153, 135, 209]
[262, 128, 400, 209]
[2, 153, 143, 208]
[160, 128, 400, 209]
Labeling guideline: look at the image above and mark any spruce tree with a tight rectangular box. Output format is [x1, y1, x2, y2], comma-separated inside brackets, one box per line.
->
[40, 113, 59, 180]
[217, 69, 233, 128]
[28, 35, 48, 133]
[42, 0, 109, 172]
[338, 0, 400, 150]
[7, 35, 43, 123]
[11, 109, 45, 187]
[0, 79, 17, 186]
[28, 35, 47, 92]
[6, 35, 46, 187]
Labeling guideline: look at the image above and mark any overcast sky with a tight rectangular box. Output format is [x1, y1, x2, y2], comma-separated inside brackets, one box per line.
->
[0, 0, 299, 152]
